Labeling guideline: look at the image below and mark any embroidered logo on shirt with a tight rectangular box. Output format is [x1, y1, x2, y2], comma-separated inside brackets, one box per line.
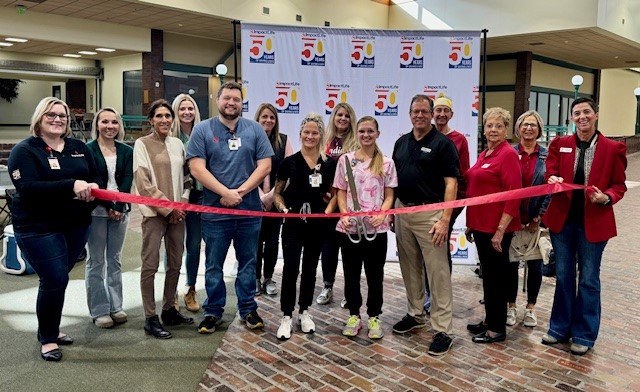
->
[481, 163, 491, 169]
[213, 136, 219, 143]
[71, 151, 85, 157]
[420, 147, 431, 153]
[11, 169, 20, 180]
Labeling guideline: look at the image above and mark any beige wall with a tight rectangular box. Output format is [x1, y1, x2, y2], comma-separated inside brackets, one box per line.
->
[101, 54, 143, 114]
[484, 60, 516, 85]
[480, 92, 517, 138]
[0, 79, 66, 125]
[531, 61, 595, 95]
[164, 33, 230, 68]
[598, 68, 640, 136]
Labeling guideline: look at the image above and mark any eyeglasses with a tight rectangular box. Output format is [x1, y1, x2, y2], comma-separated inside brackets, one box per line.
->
[410, 109, 432, 116]
[44, 112, 68, 121]
[521, 123, 538, 129]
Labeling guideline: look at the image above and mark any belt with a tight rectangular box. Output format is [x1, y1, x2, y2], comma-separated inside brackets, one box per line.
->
[401, 200, 432, 207]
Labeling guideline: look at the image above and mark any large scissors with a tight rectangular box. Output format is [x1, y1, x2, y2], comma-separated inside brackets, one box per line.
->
[345, 158, 377, 244]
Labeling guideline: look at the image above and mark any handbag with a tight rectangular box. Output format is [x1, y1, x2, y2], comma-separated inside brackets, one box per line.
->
[509, 227, 543, 262]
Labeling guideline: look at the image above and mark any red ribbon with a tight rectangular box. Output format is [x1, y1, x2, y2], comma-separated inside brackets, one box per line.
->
[92, 183, 584, 218]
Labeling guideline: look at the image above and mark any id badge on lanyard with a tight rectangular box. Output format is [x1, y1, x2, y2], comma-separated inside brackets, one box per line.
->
[309, 163, 322, 187]
[46, 146, 60, 170]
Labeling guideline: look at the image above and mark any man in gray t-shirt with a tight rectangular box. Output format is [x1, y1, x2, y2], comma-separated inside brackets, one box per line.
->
[187, 82, 273, 333]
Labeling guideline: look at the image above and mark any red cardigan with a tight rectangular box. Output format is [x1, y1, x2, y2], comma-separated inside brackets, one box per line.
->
[466, 140, 521, 234]
[542, 132, 627, 242]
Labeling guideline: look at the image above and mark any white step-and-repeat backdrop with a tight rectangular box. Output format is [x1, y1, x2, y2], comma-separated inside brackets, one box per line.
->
[240, 23, 480, 264]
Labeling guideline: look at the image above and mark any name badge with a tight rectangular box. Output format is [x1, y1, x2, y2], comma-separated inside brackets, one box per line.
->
[309, 173, 322, 187]
[481, 163, 490, 169]
[421, 147, 432, 153]
[560, 147, 572, 153]
[228, 138, 239, 151]
[48, 157, 61, 170]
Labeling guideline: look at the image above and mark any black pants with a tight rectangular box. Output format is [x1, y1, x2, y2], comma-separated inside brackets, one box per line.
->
[256, 213, 283, 281]
[507, 259, 543, 304]
[473, 230, 513, 334]
[339, 232, 387, 317]
[320, 217, 341, 286]
[280, 218, 328, 316]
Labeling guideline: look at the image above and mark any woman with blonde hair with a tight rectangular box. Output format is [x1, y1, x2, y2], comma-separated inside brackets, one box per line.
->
[334, 116, 397, 339]
[171, 93, 203, 312]
[254, 103, 293, 296]
[85, 107, 134, 329]
[273, 113, 336, 340]
[317, 102, 358, 306]
[8, 97, 100, 361]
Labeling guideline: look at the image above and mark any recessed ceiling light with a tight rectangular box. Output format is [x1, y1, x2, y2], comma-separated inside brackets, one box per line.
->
[63, 53, 81, 58]
[5, 37, 28, 43]
[0, 42, 14, 47]
[78, 50, 97, 55]
[95, 47, 115, 52]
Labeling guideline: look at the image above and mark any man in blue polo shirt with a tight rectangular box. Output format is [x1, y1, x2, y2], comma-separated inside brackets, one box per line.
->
[187, 82, 274, 333]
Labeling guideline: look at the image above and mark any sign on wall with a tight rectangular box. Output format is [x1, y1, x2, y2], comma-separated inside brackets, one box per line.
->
[241, 23, 481, 264]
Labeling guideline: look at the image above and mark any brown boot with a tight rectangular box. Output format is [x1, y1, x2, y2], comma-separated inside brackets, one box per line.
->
[184, 286, 200, 312]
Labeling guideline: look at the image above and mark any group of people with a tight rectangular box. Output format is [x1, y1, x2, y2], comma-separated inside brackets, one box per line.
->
[7, 83, 626, 361]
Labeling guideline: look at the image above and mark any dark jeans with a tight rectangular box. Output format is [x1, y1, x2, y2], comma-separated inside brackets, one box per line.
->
[15, 225, 90, 344]
[339, 232, 387, 317]
[280, 218, 328, 316]
[185, 189, 203, 287]
[473, 230, 514, 334]
[507, 259, 543, 304]
[320, 217, 340, 286]
[256, 213, 283, 281]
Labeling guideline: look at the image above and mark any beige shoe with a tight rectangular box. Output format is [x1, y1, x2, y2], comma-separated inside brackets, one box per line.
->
[94, 315, 114, 329]
[111, 311, 128, 324]
[184, 286, 200, 312]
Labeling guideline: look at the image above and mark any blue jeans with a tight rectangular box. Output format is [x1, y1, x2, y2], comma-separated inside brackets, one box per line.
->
[15, 226, 90, 344]
[548, 220, 607, 347]
[185, 190, 203, 287]
[201, 217, 261, 319]
[86, 214, 129, 318]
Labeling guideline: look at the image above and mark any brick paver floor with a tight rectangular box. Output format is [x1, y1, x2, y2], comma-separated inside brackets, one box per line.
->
[194, 152, 640, 392]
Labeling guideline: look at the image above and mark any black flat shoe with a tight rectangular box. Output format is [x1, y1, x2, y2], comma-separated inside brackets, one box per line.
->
[41, 348, 62, 362]
[56, 334, 73, 345]
[161, 307, 194, 326]
[472, 331, 506, 343]
[144, 315, 172, 339]
[466, 321, 488, 335]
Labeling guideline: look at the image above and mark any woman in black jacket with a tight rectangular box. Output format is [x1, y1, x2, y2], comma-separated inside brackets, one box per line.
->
[85, 107, 134, 329]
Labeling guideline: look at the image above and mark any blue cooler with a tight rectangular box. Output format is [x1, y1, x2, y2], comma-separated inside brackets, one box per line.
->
[0, 224, 35, 275]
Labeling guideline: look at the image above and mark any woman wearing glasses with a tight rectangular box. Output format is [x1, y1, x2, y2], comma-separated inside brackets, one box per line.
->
[8, 97, 100, 361]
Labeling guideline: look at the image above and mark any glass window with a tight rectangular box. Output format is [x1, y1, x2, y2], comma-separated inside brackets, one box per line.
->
[537, 93, 549, 123]
[529, 91, 537, 111]
[164, 71, 210, 119]
[549, 94, 560, 126]
[123, 70, 142, 115]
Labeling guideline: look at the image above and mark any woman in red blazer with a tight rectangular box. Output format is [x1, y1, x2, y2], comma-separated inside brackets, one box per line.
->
[542, 97, 627, 356]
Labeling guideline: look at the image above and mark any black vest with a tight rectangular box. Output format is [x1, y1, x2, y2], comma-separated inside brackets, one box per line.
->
[265, 133, 287, 189]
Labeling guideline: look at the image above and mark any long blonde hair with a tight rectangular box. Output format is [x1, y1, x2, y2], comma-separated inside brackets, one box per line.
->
[356, 116, 384, 177]
[91, 107, 125, 141]
[326, 102, 358, 153]
[170, 94, 201, 138]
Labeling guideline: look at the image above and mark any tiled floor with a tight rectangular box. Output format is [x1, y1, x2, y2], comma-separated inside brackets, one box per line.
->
[195, 153, 640, 392]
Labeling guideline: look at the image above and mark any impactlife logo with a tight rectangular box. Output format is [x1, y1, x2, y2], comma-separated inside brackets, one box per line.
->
[242, 81, 249, 113]
[374, 85, 399, 117]
[399, 36, 424, 69]
[449, 37, 473, 69]
[301, 32, 326, 66]
[248, 30, 275, 64]
[351, 36, 375, 68]
[274, 81, 300, 114]
[325, 84, 350, 115]
[450, 229, 470, 259]
[423, 85, 448, 102]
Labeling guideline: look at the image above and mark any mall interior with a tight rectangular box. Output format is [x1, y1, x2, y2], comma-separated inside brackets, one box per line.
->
[1, 1, 640, 391]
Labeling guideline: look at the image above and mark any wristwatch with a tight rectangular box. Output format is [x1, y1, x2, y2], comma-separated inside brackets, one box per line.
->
[602, 194, 611, 205]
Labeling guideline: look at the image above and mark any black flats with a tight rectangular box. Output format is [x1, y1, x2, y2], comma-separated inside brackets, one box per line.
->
[144, 315, 172, 339]
[466, 321, 488, 335]
[472, 331, 506, 343]
[56, 334, 73, 345]
[41, 347, 62, 362]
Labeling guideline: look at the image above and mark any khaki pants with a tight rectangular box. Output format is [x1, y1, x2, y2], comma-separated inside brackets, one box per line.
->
[395, 200, 453, 334]
[140, 216, 185, 318]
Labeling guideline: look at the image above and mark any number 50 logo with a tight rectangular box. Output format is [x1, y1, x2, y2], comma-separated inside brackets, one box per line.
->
[449, 40, 473, 69]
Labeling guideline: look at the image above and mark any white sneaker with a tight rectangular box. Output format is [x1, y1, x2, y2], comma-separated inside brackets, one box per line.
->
[316, 287, 333, 305]
[94, 315, 114, 329]
[523, 309, 537, 327]
[506, 307, 517, 326]
[340, 298, 347, 308]
[277, 316, 292, 340]
[299, 310, 315, 333]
